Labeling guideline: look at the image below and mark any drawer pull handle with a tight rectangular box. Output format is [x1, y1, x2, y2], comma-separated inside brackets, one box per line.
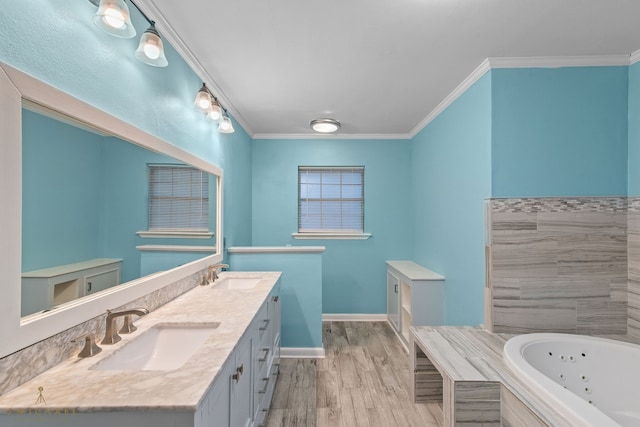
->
[258, 377, 270, 394]
[259, 319, 271, 331]
[259, 347, 270, 362]
[272, 296, 279, 302]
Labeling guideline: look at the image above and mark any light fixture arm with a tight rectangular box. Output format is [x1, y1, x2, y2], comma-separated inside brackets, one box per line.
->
[128, 0, 153, 25]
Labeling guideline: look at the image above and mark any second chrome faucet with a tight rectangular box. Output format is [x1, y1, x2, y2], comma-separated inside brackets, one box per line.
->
[101, 308, 149, 345]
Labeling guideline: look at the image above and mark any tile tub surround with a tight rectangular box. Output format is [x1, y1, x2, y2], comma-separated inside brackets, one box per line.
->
[0, 268, 206, 397]
[0, 271, 280, 412]
[486, 197, 628, 334]
[628, 198, 640, 340]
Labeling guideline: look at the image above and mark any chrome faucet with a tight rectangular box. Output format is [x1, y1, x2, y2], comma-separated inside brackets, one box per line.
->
[208, 263, 229, 283]
[101, 308, 149, 345]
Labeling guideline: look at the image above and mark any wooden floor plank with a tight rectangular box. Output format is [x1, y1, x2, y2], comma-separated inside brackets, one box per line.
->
[266, 321, 443, 427]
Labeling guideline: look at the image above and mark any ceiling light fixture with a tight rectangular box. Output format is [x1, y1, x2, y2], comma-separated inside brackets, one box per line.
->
[134, 22, 168, 67]
[310, 118, 341, 133]
[92, 0, 136, 38]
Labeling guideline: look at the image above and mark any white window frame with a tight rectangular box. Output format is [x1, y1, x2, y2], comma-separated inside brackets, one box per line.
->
[293, 166, 371, 240]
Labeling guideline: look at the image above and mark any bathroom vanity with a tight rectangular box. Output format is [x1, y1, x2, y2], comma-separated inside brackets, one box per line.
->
[0, 271, 281, 427]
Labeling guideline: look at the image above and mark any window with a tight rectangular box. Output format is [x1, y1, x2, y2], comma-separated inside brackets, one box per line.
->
[297, 166, 369, 239]
[148, 164, 209, 232]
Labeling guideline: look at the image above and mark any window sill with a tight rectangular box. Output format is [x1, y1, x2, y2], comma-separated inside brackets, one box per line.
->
[292, 232, 372, 240]
[137, 231, 213, 239]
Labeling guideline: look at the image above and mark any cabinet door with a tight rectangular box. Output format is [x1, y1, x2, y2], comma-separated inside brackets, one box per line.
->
[199, 359, 232, 427]
[230, 334, 252, 427]
[271, 294, 281, 347]
[85, 268, 120, 295]
[387, 271, 400, 331]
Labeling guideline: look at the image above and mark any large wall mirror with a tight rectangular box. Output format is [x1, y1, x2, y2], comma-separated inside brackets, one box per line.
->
[0, 63, 223, 358]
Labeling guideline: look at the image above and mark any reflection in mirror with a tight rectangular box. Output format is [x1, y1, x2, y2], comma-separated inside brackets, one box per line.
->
[21, 104, 217, 317]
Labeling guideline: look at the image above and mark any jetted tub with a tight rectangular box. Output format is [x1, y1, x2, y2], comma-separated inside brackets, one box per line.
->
[504, 333, 640, 427]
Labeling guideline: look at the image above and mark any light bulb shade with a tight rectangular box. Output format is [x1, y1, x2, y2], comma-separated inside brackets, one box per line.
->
[134, 24, 168, 67]
[218, 115, 235, 133]
[310, 118, 340, 133]
[93, 0, 136, 38]
[207, 100, 222, 121]
[194, 84, 212, 112]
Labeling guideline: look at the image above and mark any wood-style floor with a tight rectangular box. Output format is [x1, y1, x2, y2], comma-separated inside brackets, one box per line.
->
[266, 321, 444, 427]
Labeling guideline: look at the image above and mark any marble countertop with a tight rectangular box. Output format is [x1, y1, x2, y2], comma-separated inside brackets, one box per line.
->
[0, 271, 281, 413]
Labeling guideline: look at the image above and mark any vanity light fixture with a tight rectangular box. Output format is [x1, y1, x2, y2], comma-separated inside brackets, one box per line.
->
[92, 0, 136, 38]
[90, 0, 168, 67]
[207, 97, 222, 121]
[194, 83, 228, 130]
[194, 83, 214, 112]
[218, 110, 235, 134]
[310, 118, 341, 133]
[134, 22, 168, 67]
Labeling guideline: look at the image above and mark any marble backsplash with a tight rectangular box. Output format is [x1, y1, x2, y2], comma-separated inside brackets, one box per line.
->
[486, 197, 628, 335]
[0, 268, 206, 396]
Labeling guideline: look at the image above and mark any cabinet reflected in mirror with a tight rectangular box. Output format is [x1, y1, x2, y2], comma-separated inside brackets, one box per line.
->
[21, 105, 217, 316]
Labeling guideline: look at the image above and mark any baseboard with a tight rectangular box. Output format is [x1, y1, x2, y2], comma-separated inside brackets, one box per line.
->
[280, 347, 326, 358]
[322, 313, 388, 321]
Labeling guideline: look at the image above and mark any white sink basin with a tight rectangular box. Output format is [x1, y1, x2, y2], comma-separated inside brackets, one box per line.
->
[93, 322, 220, 371]
[214, 277, 262, 289]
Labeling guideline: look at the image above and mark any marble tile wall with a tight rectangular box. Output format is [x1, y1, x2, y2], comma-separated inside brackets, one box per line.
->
[628, 198, 640, 340]
[486, 197, 628, 334]
[0, 268, 206, 396]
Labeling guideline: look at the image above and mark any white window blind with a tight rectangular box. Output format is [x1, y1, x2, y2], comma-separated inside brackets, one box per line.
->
[298, 166, 364, 233]
[148, 165, 209, 231]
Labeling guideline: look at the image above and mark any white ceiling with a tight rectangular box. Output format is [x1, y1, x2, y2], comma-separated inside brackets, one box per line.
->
[138, 0, 640, 139]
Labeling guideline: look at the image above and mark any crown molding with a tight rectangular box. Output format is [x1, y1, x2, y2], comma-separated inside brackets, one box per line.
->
[105, 6, 639, 142]
[134, 0, 254, 138]
[252, 132, 412, 140]
[408, 59, 491, 138]
[488, 55, 630, 69]
[408, 54, 633, 138]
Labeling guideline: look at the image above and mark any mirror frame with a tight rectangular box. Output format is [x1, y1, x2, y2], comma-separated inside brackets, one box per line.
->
[0, 63, 224, 358]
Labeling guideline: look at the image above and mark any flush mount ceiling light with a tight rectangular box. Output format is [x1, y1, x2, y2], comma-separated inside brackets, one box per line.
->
[92, 0, 136, 38]
[134, 22, 168, 67]
[310, 118, 341, 133]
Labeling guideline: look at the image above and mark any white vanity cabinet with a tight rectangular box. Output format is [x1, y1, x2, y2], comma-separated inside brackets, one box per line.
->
[199, 282, 281, 427]
[386, 261, 445, 346]
[0, 275, 282, 427]
[21, 258, 121, 316]
[252, 288, 281, 427]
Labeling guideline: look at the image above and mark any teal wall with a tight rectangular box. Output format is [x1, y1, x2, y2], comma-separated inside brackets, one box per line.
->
[22, 109, 103, 271]
[0, 0, 254, 258]
[411, 73, 492, 326]
[251, 139, 412, 314]
[228, 252, 323, 349]
[629, 62, 640, 196]
[492, 67, 628, 197]
[22, 111, 216, 281]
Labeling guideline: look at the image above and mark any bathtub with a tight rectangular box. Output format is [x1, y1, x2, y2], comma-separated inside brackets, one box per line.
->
[504, 333, 640, 427]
